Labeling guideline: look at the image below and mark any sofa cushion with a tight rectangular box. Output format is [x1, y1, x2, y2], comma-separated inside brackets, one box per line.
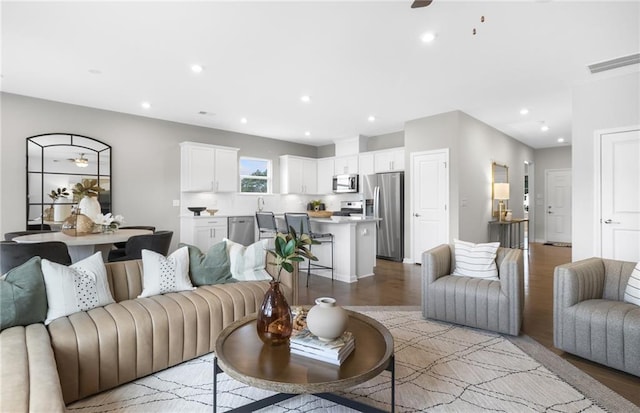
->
[0, 257, 47, 331]
[180, 242, 234, 286]
[139, 247, 194, 297]
[452, 239, 500, 281]
[623, 262, 640, 306]
[42, 252, 115, 325]
[225, 239, 272, 281]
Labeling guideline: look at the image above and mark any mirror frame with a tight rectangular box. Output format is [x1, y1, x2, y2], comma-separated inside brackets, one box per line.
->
[491, 162, 509, 218]
[26, 133, 112, 230]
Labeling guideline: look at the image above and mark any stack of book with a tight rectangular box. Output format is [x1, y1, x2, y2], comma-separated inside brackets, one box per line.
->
[289, 328, 355, 365]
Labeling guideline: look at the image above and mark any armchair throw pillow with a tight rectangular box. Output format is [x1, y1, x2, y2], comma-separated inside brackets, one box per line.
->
[179, 242, 234, 286]
[41, 252, 115, 325]
[452, 239, 500, 281]
[225, 238, 272, 281]
[623, 262, 640, 306]
[139, 246, 194, 297]
[0, 257, 48, 331]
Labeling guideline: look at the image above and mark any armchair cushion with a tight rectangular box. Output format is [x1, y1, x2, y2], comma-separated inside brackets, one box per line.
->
[452, 239, 500, 280]
[623, 263, 640, 306]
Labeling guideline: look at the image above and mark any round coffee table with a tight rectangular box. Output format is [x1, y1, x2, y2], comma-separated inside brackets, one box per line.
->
[214, 309, 395, 412]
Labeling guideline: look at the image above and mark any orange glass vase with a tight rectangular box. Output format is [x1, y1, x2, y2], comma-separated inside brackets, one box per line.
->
[256, 281, 292, 346]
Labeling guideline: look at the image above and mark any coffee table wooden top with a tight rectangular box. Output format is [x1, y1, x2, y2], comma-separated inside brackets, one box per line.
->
[214, 309, 394, 394]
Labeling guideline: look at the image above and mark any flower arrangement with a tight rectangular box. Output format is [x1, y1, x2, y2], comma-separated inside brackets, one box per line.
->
[267, 224, 319, 282]
[48, 187, 70, 201]
[95, 213, 125, 233]
[72, 178, 104, 201]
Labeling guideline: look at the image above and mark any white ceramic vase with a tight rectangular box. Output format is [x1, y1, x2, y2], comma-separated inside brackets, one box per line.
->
[78, 196, 101, 223]
[306, 297, 348, 341]
[53, 198, 72, 222]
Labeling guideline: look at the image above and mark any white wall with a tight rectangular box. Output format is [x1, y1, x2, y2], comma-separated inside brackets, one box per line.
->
[572, 71, 640, 260]
[0, 93, 318, 250]
[532, 146, 571, 243]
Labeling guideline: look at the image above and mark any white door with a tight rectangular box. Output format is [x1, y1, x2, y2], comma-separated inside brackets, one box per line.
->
[411, 149, 449, 263]
[545, 169, 572, 243]
[601, 130, 640, 261]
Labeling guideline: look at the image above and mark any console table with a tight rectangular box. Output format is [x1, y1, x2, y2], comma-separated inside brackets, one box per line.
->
[488, 219, 528, 249]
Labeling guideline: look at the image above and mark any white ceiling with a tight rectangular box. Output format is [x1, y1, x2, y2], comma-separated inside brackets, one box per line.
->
[2, 1, 639, 149]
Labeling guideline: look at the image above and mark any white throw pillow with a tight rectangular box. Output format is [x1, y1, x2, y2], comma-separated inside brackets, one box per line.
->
[225, 238, 272, 281]
[623, 262, 640, 306]
[139, 247, 193, 298]
[41, 252, 115, 325]
[452, 239, 500, 281]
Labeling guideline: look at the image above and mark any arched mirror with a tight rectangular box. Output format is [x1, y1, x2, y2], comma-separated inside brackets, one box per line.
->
[27, 133, 111, 229]
[492, 162, 509, 218]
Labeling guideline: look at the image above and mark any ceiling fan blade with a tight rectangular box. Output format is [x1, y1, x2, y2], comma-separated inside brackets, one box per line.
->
[411, 0, 433, 8]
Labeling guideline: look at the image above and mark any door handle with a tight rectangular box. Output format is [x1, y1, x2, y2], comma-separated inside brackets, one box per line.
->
[604, 219, 621, 224]
[414, 213, 421, 217]
[547, 211, 553, 214]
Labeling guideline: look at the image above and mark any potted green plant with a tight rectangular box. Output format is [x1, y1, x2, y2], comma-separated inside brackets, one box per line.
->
[257, 225, 319, 346]
[311, 199, 323, 211]
[72, 178, 104, 223]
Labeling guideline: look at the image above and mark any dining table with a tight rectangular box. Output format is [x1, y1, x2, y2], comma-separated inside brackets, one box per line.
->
[13, 229, 153, 263]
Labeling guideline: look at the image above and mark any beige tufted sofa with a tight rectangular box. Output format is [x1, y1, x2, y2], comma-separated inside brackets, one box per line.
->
[0, 258, 297, 411]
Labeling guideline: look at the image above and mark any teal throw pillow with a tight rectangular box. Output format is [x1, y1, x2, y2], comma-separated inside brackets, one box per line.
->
[180, 242, 233, 286]
[0, 256, 48, 331]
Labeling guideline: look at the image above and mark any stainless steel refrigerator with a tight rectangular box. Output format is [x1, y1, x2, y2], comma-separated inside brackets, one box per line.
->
[363, 172, 404, 261]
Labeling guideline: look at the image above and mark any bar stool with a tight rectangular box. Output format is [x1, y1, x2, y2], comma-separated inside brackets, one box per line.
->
[284, 212, 334, 286]
[255, 211, 282, 239]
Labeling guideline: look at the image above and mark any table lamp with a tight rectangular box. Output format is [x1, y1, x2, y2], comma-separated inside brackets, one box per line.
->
[494, 183, 510, 222]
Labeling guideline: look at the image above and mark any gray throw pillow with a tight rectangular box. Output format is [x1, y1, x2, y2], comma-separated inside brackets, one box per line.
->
[180, 242, 233, 286]
[0, 256, 48, 331]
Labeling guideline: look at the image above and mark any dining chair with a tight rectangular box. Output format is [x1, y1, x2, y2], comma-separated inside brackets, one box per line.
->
[112, 226, 156, 249]
[107, 230, 173, 262]
[4, 230, 54, 242]
[0, 241, 72, 274]
[284, 212, 334, 286]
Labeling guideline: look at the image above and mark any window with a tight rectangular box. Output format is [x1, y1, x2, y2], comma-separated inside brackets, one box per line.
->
[239, 157, 271, 193]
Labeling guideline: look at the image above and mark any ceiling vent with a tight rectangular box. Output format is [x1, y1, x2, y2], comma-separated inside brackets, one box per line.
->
[588, 53, 640, 74]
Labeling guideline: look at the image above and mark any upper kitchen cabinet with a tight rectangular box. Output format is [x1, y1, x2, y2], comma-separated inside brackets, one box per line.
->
[180, 142, 239, 192]
[374, 147, 405, 173]
[317, 157, 334, 194]
[358, 153, 375, 176]
[280, 155, 317, 194]
[334, 155, 358, 175]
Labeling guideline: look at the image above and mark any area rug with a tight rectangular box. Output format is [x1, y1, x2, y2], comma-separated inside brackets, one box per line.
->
[67, 310, 638, 413]
[543, 242, 572, 248]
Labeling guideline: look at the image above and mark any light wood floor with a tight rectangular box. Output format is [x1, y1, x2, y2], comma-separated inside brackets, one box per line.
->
[297, 243, 640, 406]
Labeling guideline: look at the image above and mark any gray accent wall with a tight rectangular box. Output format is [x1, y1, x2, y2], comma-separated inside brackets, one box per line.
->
[0, 92, 318, 247]
[533, 146, 571, 243]
[404, 110, 534, 261]
[366, 131, 404, 151]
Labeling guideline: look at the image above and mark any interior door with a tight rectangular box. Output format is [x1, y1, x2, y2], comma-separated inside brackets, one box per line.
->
[601, 130, 640, 261]
[545, 169, 572, 243]
[411, 150, 449, 263]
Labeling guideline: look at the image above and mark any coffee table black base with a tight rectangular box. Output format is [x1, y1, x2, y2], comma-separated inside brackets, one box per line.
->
[214, 356, 395, 413]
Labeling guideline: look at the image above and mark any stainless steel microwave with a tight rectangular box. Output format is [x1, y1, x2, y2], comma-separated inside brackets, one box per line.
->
[333, 174, 359, 193]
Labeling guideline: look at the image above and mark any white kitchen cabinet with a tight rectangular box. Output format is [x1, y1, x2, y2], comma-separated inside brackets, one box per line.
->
[280, 155, 318, 194]
[333, 155, 358, 175]
[374, 147, 405, 172]
[358, 153, 374, 176]
[317, 157, 334, 194]
[180, 217, 228, 251]
[180, 142, 239, 192]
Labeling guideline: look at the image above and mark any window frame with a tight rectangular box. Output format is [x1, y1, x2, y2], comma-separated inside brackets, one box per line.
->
[239, 156, 272, 194]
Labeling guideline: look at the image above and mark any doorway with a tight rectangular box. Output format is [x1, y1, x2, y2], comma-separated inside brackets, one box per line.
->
[545, 169, 572, 243]
[410, 149, 449, 263]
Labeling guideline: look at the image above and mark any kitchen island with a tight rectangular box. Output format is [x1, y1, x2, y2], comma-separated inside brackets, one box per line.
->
[277, 216, 379, 283]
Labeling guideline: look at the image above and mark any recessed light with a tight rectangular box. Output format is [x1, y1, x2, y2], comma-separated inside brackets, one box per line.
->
[557, 137, 565, 143]
[520, 108, 529, 115]
[300, 95, 311, 103]
[541, 124, 549, 132]
[240, 117, 248, 124]
[304, 131, 311, 137]
[421, 32, 437, 43]
[141, 101, 151, 109]
[367, 115, 376, 122]
[191, 64, 204, 73]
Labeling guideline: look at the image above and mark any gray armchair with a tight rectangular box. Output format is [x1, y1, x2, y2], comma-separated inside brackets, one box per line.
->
[422, 244, 524, 335]
[554, 257, 639, 377]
